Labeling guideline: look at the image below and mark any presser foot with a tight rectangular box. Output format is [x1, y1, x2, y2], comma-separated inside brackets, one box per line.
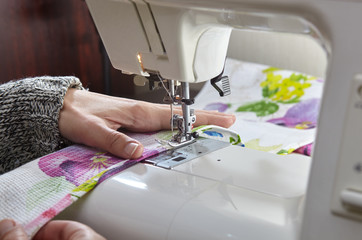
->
[168, 130, 199, 148]
[168, 138, 196, 148]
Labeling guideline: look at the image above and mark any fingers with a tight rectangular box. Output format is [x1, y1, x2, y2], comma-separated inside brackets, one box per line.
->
[0, 219, 105, 240]
[85, 122, 144, 159]
[122, 103, 236, 132]
[60, 108, 144, 159]
[33, 220, 105, 240]
[0, 219, 27, 240]
[59, 98, 144, 159]
[194, 109, 236, 128]
[59, 89, 235, 161]
[147, 105, 236, 130]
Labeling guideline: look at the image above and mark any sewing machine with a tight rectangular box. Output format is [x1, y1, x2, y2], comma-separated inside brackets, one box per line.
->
[57, 0, 362, 239]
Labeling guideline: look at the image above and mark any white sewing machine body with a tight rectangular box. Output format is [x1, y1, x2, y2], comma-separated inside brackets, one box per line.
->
[60, 140, 311, 240]
[58, 0, 362, 239]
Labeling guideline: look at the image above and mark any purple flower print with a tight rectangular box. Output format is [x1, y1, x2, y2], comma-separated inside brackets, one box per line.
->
[203, 102, 229, 112]
[267, 98, 320, 129]
[294, 143, 313, 156]
[97, 148, 162, 185]
[38, 146, 123, 186]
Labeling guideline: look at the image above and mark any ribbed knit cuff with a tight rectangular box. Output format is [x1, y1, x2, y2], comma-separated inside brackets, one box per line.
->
[0, 76, 83, 174]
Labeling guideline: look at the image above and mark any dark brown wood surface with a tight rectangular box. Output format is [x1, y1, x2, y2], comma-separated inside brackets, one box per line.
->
[0, 0, 106, 92]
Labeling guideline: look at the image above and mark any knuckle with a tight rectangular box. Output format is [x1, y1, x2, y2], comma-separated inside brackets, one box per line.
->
[105, 130, 122, 151]
[129, 102, 149, 126]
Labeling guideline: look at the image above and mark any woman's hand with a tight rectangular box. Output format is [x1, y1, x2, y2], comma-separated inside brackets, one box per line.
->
[59, 89, 235, 159]
[0, 219, 105, 240]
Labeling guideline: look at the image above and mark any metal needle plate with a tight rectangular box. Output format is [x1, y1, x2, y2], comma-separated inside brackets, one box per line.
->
[143, 138, 230, 169]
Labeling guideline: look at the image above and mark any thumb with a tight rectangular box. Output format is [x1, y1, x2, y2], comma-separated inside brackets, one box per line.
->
[0, 219, 28, 240]
[33, 220, 105, 240]
[90, 125, 144, 159]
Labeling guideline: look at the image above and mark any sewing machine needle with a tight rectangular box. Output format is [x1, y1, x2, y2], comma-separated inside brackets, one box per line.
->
[171, 103, 174, 135]
[169, 79, 175, 136]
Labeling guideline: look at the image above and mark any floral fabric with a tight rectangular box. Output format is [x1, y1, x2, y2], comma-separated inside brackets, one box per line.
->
[194, 58, 323, 155]
[0, 131, 171, 237]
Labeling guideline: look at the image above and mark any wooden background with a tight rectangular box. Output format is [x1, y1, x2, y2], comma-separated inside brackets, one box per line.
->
[0, 0, 134, 96]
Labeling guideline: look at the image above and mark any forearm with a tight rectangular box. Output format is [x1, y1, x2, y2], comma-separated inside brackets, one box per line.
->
[0, 76, 83, 174]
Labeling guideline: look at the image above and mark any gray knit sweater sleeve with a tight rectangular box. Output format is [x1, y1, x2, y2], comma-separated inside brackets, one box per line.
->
[0, 76, 83, 174]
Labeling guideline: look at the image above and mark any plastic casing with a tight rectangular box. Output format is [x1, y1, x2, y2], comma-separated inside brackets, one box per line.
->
[58, 145, 310, 240]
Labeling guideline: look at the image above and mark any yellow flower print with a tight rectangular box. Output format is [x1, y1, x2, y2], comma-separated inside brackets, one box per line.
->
[295, 121, 313, 129]
[94, 151, 107, 156]
[277, 148, 296, 155]
[260, 73, 282, 91]
[260, 71, 314, 103]
[72, 170, 106, 194]
[245, 139, 282, 152]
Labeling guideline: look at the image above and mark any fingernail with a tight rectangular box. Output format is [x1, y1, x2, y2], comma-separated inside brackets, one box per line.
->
[124, 142, 139, 158]
[0, 219, 16, 237]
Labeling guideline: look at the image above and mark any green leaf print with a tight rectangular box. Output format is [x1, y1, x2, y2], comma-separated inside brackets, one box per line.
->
[262, 86, 279, 98]
[72, 171, 105, 194]
[229, 135, 242, 145]
[26, 176, 75, 211]
[276, 96, 300, 104]
[236, 100, 279, 117]
[276, 148, 295, 155]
